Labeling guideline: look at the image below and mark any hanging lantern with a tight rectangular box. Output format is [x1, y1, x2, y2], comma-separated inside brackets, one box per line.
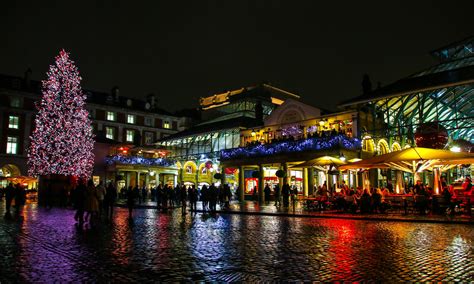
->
[414, 122, 448, 149]
[275, 169, 286, 178]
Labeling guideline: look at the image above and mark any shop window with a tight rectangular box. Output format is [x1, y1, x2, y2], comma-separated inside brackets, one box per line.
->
[186, 165, 193, 174]
[126, 130, 134, 142]
[145, 132, 153, 144]
[8, 116, 19, 129]
[106, 127, 115, 140]
[106, 111, 116, 121]
[10, 97, 21, 108]
[6, 137, 18, 154]
[144, 117, 153, 126]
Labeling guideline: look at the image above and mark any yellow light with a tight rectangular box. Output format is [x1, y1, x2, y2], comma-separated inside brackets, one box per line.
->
[450, 146, 461, 152]
[251, 130, 256, 136]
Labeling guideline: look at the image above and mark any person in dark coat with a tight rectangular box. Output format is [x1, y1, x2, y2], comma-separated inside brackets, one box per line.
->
[274, 184, 281, 207]
[4, 183, 15, 218]
[127, 186, 136, 217]
[264, 184, 271, 205]
[104, 182, 117, 219]
[14, 184, 26, 217]
[73, 180, 87, 225]
[189, 185, 198, 212]
[180, 184, 187, 215]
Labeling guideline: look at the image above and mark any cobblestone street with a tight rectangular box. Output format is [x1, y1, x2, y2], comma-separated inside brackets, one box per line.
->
[1, 204, 474, 282]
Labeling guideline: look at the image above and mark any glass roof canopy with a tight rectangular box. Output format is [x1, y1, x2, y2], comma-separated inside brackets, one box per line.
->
[340, 37, 474, 143]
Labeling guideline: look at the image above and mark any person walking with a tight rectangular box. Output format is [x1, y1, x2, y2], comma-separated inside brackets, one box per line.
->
[104, 182, 117, 219]
[274, 184, 281, 207]
[85, 180, 99, 224]
[264, 184, 271, 205]
[126, 186, 136, 217]
[14, 184, 26, 218]
[180, 184, 188, 215]
[73, 180, 87, 225]
[189, 185, 198, 212]
[4, 183, 15, 218]
[96, 181, 106, 217]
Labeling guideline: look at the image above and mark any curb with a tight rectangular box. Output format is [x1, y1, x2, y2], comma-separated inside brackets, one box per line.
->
[193, 210, 474, 225]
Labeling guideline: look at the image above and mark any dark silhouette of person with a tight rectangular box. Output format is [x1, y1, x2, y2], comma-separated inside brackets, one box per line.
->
[264, 184, 271, 205]
[73, 180, 87, 225]
[104, 182, 117, 219]
[4, 183, 15, 218]
[189, 185, 198, 212]
[127, 186, 136, 217]
[282, 182, 290, 207]
[180, 184, 187, 214]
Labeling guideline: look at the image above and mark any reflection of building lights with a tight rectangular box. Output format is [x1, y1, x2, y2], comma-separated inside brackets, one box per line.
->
[339, 153, 346, 162]
[450, 146, 461, 152]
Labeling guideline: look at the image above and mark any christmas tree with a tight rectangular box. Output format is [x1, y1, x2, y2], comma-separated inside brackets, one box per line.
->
[28, 50, 94, 179]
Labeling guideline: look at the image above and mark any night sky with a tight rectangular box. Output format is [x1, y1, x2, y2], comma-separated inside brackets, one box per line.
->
[2, 1, 473, 112]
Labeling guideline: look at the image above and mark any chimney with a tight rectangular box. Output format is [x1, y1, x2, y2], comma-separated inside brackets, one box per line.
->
[24, 68, 32, 89]
[147, 93, 156, 109]
[111, 86, 120, 102]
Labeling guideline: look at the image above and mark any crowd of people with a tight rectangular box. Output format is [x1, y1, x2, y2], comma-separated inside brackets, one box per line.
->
[0, 182, 27, 219]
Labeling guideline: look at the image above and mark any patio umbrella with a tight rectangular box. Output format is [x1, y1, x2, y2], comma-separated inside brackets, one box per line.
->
[292, 156, 347, 191]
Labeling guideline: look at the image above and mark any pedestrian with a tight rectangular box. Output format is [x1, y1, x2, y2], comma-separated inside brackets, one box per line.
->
[201, 184, 209, 211]
[180, 183, 187, 214]
[4, 183, 15, 218]
[14, 184, 26, 218]
[209, 184, 218, 213]
[264, 184, 271, 205]
[73, 180, 87, 225]
[252, 186, 258, 202]
[189, 185, 198, 212]
[85, 180, 99, 224]
[96, 181, 106, 217]
[274, 184, 281, 207]
[104, 182, 117, 219]
[223, 184, 232, 209]
[126, 186, 136, 217]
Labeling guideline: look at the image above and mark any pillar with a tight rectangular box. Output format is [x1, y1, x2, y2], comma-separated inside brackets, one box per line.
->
[125, 172, 131, 188]
[283, 163, 289, 184]
[145, 173, 149, 188]
[239, 166, 245, 202]
[155, 172, 159, 187]
[307, 167, 314, 195]
[136, 172, 141, 187]
[303, 168, 309, 197]
[258, 164, 264, 204]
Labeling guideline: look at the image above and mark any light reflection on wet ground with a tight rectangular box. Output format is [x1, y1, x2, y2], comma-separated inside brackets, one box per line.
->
[0, 205, 473, 282]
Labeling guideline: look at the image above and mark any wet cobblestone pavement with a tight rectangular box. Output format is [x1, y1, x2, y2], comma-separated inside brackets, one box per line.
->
[1, 204, 474, 282]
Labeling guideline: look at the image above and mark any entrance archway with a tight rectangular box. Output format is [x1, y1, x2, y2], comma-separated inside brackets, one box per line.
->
[0, 164, 21, 177]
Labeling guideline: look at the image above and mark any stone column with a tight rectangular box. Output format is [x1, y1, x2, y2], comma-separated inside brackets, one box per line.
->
[259, 164, 264, 204]
[145, 173, 149, 188]
[155, 172, 159, 187]
[125, 172, 131, 189]
[303, 168, 309, 197]
[307, 168, 314, 195]
[239, 166, 245, 202]
[136, 172, 141, 187]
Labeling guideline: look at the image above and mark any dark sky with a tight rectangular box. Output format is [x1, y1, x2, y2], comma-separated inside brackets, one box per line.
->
[2, 1, 473, 112]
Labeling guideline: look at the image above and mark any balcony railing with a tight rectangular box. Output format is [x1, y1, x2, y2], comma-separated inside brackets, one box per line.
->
[105, 155, 176, 167]
[220, 134, 361, 160]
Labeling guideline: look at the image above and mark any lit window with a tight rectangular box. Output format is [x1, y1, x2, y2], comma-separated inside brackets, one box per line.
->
[106, 111, 116, 121]
[144, 117, 153, 126]
[6, 137, 18, 154]
[163, 120, 170, 129]
[8, 116, 19, 129]
[10, 97, 21, 108]
[126, 130, 134, 142]
[145, 132, 153, 144]
[127, 114, 135, 124]
[106, 127, 114, 139]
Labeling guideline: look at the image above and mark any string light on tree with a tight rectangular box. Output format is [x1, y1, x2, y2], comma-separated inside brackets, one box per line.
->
[27, 50, 94, 179]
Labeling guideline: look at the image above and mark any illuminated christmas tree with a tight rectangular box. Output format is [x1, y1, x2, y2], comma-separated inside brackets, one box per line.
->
[28, 50, 94, 179]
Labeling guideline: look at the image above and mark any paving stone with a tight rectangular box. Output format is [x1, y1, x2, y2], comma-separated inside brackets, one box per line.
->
[0, 203, 473, 282]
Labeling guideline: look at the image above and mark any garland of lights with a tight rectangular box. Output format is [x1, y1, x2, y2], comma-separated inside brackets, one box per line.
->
[106, 155, 176, 167]
[220, 134, 360, 160]
[28, 50, 94, 178]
